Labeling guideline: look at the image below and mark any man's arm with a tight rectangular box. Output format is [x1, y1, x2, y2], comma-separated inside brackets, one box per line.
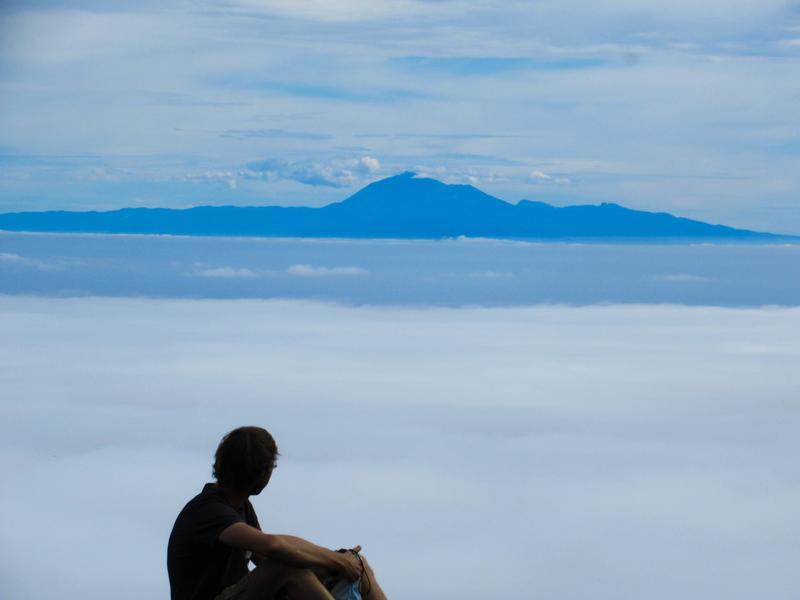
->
[219, 522, 362, 580]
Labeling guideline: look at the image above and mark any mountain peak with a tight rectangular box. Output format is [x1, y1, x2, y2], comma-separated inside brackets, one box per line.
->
[336, 172, 510, 211]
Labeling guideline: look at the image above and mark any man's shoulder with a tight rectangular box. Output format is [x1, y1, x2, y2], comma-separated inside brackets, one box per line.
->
[190, 483, 225, 504]
[169, 484, 250, 548]
[175, 485, 234, 519]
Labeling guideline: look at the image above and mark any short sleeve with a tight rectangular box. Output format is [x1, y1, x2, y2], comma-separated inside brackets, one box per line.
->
[190, 501, 245, 546]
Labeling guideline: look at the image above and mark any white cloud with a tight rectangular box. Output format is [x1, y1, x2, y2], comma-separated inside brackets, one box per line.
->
[0, 297, 798, 600]
[353, 156, 381, 174]
[287, 264, 368, 276]
[528, 170, 571, 185]
[222, 0, 428, 22]
[0, 252, 58, 271]
[0, 252, 28, 264]
[192, 266, 259, 278]
[185, 170, 239, 190]
[777, 38, 800, 48]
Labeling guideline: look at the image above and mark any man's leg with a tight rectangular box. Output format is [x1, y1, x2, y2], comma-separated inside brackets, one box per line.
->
[358, 556, 388, 600]
[233, 559, 335, 600]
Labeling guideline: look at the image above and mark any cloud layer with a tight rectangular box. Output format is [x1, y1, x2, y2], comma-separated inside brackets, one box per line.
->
[1, 296, 798, 600]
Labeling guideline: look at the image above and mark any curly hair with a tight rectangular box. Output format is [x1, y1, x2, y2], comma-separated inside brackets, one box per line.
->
[213, 426, 279, 489]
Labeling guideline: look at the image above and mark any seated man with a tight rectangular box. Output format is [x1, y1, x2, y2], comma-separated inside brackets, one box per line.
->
[167, 426, 388, 600]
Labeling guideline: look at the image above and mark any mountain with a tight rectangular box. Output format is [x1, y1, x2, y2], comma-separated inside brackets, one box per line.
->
[0, 172, 784, 239]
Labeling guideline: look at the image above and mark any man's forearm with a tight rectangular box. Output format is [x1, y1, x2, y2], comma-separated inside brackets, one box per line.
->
[265, 534, 343, 573]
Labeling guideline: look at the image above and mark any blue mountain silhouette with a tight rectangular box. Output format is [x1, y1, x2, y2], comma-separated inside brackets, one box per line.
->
[0, 172, 783, 239]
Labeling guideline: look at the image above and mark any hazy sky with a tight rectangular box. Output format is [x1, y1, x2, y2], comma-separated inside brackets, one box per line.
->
[3, 232, 800, 305]
[1, 1, 800, 233]
[1, 296, 798, 600]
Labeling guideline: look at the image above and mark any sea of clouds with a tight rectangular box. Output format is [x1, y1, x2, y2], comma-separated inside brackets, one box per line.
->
[1, 296, 798, 600]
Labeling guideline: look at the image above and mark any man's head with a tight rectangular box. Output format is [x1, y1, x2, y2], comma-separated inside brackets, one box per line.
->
[213, 426, 279, 495]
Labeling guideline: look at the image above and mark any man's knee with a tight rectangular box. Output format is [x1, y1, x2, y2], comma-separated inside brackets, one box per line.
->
[283, 565, 317, 581]
[243, 561, 319, 600]
[359, 555, 376, 576]
[281, 565, 324, 596]
[247, 560, 306, 589]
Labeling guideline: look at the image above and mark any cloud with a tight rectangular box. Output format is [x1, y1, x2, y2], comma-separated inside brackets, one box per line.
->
[219, 0, 425, 23]
[408, 165, 512, 186]
[244, 157, 381, 188]
[468, 270, 514, 278]
[0, 252, 30, 264]
[249, 81, 426, 103]
[0, 252, 58, 271]
[217, 0, 790, 27]
[220, 129, 333, 141]
[528, 170, 571, 185]
[357, 156, 380, 173]
[192, 266, 259, 278]
[394, 55, 607, 75]
[287, 264, 368, 276]
[184, 170, 239, 190]
[657, 273, 711, 283]
[1, 296, 799, 600]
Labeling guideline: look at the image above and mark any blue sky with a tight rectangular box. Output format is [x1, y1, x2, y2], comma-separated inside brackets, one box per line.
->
[1, 0, 800, 233]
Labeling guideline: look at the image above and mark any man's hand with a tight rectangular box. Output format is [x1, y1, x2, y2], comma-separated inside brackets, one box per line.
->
[334, 547, 364, 581]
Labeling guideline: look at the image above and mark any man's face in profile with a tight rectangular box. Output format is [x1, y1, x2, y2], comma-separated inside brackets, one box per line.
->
[248, 464, 274, 496]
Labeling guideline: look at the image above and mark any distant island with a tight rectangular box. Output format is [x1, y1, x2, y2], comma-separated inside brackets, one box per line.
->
[0, 172, 788, 240]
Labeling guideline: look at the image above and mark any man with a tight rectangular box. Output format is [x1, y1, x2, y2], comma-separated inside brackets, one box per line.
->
[167, 426, 389, 600]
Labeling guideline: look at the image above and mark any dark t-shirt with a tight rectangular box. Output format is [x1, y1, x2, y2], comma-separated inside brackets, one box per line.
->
[167, 483, 261, 600]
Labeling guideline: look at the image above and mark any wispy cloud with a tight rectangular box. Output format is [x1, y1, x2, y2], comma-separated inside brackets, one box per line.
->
[244, 156, 381, 188]
[0, 153, 108, 168]
[0, 252, 59, 271]
[657, 273, 712, 283]
[221, 128, 333, 141]
[213, 0, 426, 23]
[394, 55, 608, 75]
[146, 92, 249, 108]
[192, 266, 259, 278]
[468, 270, 514, 278]
[191, 264, 370, 279]
[529, 170, 572, 185]
[354, 133, 533, 140]
[287, 264, 368, 276]
[217, 78, 427, 103]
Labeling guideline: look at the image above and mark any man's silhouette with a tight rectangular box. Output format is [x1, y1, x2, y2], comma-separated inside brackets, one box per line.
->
[167, 426, 388, 600]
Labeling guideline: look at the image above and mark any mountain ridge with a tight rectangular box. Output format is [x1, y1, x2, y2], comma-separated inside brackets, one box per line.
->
[0, 171, 789, 240]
